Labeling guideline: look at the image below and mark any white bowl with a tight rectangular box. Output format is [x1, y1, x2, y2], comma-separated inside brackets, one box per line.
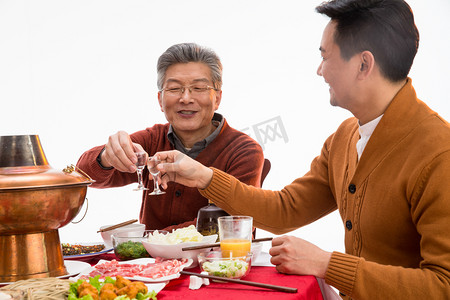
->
[100, 223, 146, 248]
[142, 234, 218, 267]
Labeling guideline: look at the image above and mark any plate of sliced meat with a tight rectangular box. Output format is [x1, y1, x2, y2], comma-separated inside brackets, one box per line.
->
[74, 257, 193, 283]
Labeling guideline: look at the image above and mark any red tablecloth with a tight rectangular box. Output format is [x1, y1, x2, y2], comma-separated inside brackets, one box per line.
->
[88, 253, 324, 300]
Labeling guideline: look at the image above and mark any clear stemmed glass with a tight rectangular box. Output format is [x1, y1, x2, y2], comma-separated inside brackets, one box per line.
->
[147, 156, 166, 195]
[133, 151, 149, 191]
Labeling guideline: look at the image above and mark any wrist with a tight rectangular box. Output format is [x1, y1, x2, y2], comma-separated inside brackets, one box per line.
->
[317, 251, 332, 278]
[198, 167, 214, 189]
[96, 148, 113, 170]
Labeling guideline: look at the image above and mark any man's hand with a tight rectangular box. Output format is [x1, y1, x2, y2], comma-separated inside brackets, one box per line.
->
[155, 150, 213, 189]
[269, 236, 332, 278]
[100, 131, 146, 173]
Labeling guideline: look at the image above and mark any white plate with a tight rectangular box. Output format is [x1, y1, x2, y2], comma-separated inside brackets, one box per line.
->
[74, 257, 193, 283]
[144, 282, 166, 295]
[0, 260, 90, 285]
[60, 260, 91, 278]
[62, 242, 113, 261]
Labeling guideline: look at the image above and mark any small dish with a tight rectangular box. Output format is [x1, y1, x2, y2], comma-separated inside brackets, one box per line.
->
[197, 250, 252, 279]
[112, 231, 154, 261]
[251, 242, 263, 262]
[63, 242, 113, 261]
[100, 223, 145, 248]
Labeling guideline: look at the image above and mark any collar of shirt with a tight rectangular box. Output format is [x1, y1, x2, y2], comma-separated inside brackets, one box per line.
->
[356, 114, 383, 160]
[167, 113, 224, 159]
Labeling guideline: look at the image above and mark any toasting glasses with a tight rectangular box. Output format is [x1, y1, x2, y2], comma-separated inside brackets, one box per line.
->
[147, 156, 166, 195]
[133, 152, 149, 191]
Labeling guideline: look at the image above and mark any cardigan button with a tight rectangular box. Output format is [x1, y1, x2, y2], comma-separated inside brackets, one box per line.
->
[346, 220, 353, 230]
[348, 184, 356, 194]
[175, 190, 182, 197]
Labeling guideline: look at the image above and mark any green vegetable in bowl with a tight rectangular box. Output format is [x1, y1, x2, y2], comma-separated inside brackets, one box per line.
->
[202, 260, 249, 278]
[115, 241, 150, 260]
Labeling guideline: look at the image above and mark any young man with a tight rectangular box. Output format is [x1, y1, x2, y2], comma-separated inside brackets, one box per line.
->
[154, 1, 450, 299]
[77, 43, 264, 232]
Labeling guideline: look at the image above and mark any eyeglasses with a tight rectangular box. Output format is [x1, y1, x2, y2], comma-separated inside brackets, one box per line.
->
[160, 84, 218, 97]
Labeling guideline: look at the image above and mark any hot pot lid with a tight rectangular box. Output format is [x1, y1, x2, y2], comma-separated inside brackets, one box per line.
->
[0, 135, 94, 190]
[0, 165, 94, 190]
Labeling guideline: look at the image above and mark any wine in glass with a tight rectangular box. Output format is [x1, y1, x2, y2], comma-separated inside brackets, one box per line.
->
[133, 151, 149, 191]
[148, 156, 166, 195]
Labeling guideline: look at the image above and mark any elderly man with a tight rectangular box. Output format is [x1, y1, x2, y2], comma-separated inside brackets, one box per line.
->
[77, 43, 264, 231]
[153, 1, 450, 299]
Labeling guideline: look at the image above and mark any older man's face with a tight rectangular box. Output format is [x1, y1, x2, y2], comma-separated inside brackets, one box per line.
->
[158, 62, 222, 144]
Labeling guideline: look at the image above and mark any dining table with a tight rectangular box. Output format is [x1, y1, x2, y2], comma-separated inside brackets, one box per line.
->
[84, 252, 325, 300]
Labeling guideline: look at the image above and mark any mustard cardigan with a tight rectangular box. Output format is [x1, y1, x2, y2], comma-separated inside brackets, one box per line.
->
[200, 79, 450, 299]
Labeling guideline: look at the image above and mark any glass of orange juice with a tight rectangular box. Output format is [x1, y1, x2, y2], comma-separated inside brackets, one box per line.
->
[218, 216, 253, 257]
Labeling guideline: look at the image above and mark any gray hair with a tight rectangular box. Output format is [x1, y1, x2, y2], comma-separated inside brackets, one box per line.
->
[157, 43, 223, 90]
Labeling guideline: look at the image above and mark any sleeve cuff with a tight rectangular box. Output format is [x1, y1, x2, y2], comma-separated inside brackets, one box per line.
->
[96, 147, 114, 170]
[199, 168, 232, 205]
[324, 251, 360, 296]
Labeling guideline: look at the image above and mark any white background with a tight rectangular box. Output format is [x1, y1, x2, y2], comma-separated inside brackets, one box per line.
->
[1, 0, 449, 255]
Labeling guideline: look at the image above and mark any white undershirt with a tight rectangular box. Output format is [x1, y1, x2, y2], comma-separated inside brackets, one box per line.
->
[356, 114, 383, 160]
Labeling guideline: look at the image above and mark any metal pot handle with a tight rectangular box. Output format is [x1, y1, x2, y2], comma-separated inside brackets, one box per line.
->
[62, 164, 94, 181]
[62, 164, 92, 224]
[71, 197, 89, 224]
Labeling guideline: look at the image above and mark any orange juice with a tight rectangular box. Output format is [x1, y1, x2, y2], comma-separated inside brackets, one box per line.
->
[220, 238, 251, 257]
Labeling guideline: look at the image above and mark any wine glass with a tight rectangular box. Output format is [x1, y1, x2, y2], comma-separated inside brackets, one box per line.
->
[147, 156, 166, 195]
[133, 151, 149, 191]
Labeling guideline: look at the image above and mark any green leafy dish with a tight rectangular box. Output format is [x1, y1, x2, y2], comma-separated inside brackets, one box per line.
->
[68, 275, 157, 300]
[114, 240, 150, 260]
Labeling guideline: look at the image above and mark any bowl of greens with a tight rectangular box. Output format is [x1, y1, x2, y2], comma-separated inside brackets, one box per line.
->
[112, 230, 166, 260]
[197, 250, 252, 279]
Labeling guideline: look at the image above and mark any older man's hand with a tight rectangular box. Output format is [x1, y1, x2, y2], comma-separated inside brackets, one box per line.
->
[100, 131, 146, 173]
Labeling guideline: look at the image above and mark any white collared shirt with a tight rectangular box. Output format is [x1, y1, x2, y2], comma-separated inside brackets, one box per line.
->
[356, 114, 383, 160]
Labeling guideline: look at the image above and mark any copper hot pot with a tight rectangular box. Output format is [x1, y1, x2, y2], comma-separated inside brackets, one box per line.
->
[0, 135, 94, 282]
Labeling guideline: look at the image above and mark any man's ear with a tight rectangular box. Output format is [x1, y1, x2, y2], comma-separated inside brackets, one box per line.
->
[214, 90, 222, 111]
[157, 91, 164, 112]
[358, 51, 375, 79]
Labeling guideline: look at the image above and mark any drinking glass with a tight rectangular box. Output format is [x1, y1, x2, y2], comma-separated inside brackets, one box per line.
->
[133, 151, 148, 191]
[218, 216, 253, 257]
[147, 156, 166, 195]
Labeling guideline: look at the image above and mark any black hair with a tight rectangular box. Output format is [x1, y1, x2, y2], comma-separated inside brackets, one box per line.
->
[316, 0, 419, 82]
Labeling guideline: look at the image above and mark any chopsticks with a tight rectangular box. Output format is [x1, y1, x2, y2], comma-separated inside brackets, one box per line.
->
[180, 270, 297, 293]
[97, 219, 138, 233]
[181, 237, 273, 251]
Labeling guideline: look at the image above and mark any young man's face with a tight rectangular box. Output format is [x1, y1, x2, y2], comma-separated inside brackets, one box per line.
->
[158, 62, 222, 142]
[317, 21, 361, 111]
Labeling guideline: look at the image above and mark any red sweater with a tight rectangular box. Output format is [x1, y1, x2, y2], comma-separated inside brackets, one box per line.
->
[76, 119, 264, 230]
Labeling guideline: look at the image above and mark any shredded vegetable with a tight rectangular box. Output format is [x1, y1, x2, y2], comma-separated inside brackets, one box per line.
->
[147, 225, 203, 244]
[201, 260, 249, 278]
